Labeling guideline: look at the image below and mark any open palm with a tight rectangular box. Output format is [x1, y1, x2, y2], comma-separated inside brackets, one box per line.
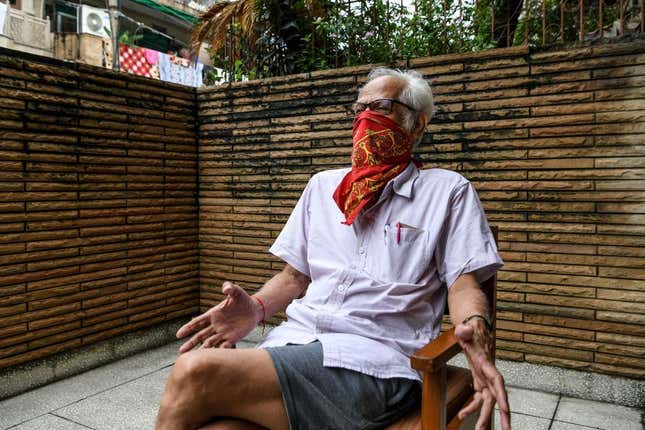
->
[176, 282, 261, 353]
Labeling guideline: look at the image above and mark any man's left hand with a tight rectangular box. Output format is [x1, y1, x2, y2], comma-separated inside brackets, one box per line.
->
[455, 320, 511, 430]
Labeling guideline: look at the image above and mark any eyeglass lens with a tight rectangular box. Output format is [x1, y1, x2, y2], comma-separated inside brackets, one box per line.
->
[352, 99, 393, 115]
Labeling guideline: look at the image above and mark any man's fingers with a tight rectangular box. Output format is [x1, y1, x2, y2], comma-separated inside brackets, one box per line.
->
[178, 339, 194, 354]
[465, 358, 488, 392]
[458, 393, 482, 420]
[222, 281, 241, 297]
[178, 334, 200, 353]
[201, 332, 225, 348]
[474, 389, 494, 430]
[494, 382, 511, 430]
[179, 325, 214, 353]
[479, 362, 510, 413]
[176, 314, 207, 339]
[201, 334, 238, 349]
[179, 337, 200, 354]
[499, 407, 512, 430]
[492, 376, 510, 415]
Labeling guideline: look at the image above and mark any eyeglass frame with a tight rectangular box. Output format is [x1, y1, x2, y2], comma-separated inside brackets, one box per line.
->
[350, 98, 418, 116]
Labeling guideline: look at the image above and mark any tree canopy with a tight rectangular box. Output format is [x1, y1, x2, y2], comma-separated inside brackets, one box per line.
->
[192, 0, 635, 83]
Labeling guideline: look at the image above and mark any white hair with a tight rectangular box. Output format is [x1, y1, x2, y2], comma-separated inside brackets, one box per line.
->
[364, 67, 435, 147]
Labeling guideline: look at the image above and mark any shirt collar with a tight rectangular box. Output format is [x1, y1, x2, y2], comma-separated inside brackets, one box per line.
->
[391, 162, 419, 199]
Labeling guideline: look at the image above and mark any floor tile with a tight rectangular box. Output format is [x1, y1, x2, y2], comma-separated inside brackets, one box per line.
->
[494, 411, 551, 430]
[554, 396, 644, 430]
[54, 367, 170, 430]
[499, 386, 560, 419]
[8, 414, 91, 430]
[0, 340, 181, 429]
[550, 420, 601, 429]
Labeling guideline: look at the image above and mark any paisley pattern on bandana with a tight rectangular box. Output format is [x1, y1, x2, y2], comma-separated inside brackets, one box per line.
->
[333, 111, 414, 225]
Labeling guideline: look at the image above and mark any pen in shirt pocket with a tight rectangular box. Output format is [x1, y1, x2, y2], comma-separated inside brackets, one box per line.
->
[393, 222, 418, 245]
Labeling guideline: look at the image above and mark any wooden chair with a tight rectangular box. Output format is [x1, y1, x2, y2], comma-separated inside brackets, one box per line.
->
[386, 226, 498, 430]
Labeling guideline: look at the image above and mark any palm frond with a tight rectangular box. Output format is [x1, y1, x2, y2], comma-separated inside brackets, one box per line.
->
[191, 0, 258, 57]
[238, 0, 257, 37]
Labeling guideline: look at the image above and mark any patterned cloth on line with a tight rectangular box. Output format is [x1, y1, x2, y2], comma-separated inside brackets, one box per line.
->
[120, 44, 153, 78]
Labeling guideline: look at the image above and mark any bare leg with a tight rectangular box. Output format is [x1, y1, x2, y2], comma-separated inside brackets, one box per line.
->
[156, 348, 288, 430]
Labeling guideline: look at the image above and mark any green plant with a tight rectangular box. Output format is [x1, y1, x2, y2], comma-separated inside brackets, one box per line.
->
[194, 0, 630, 84]
[119, 30, 143, 48]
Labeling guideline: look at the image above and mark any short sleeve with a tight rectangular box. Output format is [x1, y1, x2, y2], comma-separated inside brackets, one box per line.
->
[434, 181, 503, 289]
[268, 177, 314, 277]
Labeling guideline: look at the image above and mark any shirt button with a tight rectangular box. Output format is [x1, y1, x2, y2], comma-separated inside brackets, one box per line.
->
[350, 264, 356, 269]
[338, 284, 347, 292]
[358, 247, 365, 254]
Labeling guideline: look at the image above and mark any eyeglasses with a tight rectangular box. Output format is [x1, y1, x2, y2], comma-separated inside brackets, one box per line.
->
[350, 98, 418, 116]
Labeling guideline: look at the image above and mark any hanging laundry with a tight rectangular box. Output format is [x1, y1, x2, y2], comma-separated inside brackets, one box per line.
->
[120, 44, 153, 78]
[194, 62, 204, 87]
[150, 66, 160, 80]
[144, 48, 158, 65]
[171, 55, 191, 68]
[189, 62, 204, 87]
[158, 52, 171, 81]
[158, 52, 203, 87]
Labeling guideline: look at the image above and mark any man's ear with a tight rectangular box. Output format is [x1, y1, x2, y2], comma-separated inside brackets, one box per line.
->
[413, 112, 428, 137]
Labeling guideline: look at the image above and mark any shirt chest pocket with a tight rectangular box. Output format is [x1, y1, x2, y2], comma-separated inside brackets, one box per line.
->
[366, 224, 430, 284]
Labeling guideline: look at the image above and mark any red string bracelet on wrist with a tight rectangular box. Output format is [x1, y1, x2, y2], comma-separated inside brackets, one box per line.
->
[252, 296, 266, 336]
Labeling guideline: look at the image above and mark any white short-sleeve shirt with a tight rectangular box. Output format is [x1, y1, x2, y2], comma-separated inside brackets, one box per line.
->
[258, 162, 503, 381]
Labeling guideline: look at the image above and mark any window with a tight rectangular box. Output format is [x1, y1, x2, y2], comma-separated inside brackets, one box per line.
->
[55, 3, 77, 33]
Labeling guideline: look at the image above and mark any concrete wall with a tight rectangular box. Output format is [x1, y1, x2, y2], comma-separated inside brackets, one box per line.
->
[0, 47, 199, 370]
[198, 42, 645, 380]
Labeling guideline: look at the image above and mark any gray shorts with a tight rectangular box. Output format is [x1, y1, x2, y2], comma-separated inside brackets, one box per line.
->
[265, 341, 421, 430]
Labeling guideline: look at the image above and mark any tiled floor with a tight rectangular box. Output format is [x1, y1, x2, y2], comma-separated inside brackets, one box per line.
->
[495, 387, 643, 430]
[1, 340, 643, 430]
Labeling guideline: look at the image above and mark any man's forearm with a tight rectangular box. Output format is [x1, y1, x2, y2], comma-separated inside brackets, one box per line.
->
[447, 272, 490, 327]
[253, 264, 309, 320]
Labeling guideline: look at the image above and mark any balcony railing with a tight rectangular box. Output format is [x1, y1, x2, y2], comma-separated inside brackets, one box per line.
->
[1, 7, 53, 54]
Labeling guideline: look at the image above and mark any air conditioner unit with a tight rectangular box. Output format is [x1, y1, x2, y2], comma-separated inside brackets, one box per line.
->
[80, 5, 111, 38]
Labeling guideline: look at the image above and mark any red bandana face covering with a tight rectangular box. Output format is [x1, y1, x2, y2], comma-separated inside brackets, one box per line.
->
[333, 110, 414, 225]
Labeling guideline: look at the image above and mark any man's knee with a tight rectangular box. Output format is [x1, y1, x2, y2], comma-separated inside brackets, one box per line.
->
[170, 349, 227, 390]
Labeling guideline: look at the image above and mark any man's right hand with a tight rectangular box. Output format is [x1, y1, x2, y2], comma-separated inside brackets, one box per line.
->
[176, 282, 263, 353]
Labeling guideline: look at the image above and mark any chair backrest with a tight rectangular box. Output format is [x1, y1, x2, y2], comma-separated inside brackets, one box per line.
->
[481, 225, 498, 362]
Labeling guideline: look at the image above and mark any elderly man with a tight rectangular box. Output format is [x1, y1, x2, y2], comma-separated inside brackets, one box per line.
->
[156, 68, 511, 430]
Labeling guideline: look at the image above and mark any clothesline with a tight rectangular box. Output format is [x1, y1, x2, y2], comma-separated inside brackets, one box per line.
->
[117, 10, 185, 47]
[120, 43, 204, 86]
[52, 0, 204, 86]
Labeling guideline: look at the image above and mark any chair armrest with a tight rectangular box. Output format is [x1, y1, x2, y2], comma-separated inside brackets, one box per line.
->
[410, 327, 462, 373]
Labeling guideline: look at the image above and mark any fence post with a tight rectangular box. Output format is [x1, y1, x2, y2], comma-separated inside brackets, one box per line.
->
[525, 0, 529, 45]
[542, 0, 546, 45]
[491, 0, 495, 43]
[599, 0, 603, 39]
[579, 0, 584, 41]
[506, 0, 510, 46]
[620, 0, 625, 35]
[560, 0, 564, 43]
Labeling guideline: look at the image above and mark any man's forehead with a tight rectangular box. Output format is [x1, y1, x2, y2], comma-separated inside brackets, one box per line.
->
[358, 76, 405, 100]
